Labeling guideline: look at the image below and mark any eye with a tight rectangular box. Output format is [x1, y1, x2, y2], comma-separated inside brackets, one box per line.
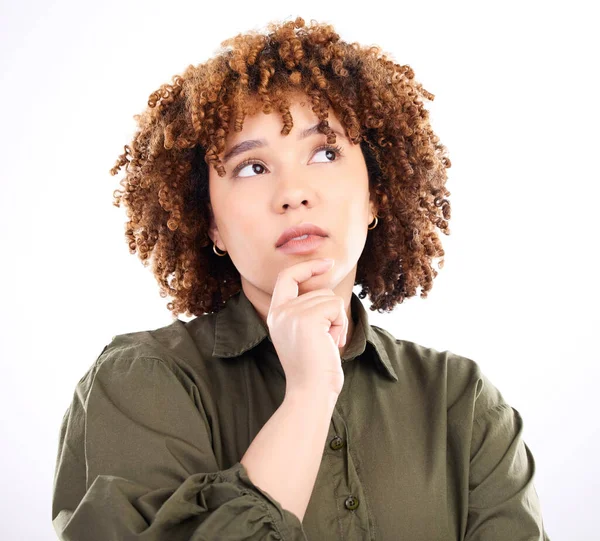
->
[232, 144, 344, 179]
[236, 162, 267, 178]
[311, 144, 344, 164]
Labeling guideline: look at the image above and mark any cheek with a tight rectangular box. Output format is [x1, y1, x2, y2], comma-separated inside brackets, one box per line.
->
[222, 204, 268, 248]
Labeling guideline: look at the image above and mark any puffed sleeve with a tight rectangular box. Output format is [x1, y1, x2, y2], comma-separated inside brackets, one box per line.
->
[465, 392, 551, 539]
[51, 354, 307, 541]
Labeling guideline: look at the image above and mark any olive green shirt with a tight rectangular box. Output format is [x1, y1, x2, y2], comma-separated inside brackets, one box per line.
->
[52, 288, 550, 540]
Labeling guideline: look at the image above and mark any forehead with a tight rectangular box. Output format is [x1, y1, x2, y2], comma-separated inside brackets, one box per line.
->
[225, 91, 342, 140]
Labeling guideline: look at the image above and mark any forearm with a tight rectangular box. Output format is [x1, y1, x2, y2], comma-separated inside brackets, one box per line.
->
[240, 387, 338, 523]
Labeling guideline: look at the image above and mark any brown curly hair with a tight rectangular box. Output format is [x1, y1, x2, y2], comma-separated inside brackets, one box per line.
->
[110, 16, 452, 318]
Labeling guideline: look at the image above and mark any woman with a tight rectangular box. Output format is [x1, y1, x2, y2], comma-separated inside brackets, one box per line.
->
[52, 16, 550, 540]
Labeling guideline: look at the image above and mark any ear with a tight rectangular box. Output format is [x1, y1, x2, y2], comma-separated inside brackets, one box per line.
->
[206, 203, 223, 248]
[369, 200, 379, 222]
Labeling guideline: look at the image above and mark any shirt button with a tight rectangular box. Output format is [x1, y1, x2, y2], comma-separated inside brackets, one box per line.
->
[345, 495, 359, 510]
[330, 436, 345, 450]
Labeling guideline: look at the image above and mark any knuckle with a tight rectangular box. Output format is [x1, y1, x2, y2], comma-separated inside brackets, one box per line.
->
[267, 307, 280, 326]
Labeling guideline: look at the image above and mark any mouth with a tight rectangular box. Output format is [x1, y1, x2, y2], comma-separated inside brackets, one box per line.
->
[276, 234, 327, 255]
[275, 222, 329, 248]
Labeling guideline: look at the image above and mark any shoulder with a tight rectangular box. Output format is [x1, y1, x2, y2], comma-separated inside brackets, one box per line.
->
[101, 314, 215, 366]
[79, 314, 218, 403]
[371, 326, 507, 423]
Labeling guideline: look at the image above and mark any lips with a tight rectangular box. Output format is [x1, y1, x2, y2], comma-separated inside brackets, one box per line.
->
[276, 222, 329, 247]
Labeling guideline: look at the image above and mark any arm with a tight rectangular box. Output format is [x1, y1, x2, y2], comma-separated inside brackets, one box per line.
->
[241, 386, 338, 523]
[52, 355, 308, 540]
[465, 402, 551, 540]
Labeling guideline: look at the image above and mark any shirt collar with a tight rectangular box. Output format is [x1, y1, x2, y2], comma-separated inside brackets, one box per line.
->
[213, 287, 398, 382]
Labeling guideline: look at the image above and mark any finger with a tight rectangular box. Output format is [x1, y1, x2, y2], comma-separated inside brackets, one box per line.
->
[270, 258, 334, 313]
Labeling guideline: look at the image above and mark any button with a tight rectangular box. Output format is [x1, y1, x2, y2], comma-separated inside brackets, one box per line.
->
[330, 436, 344, 450]
[345, 495, 359, 510]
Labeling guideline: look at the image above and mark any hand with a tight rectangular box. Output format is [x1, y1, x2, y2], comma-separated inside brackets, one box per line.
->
[267, 258, 347, 396]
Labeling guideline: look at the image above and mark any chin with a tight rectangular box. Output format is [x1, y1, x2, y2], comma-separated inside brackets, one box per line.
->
[299, 275, 331, 292]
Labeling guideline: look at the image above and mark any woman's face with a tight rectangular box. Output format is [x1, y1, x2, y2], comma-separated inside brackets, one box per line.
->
[207, 92, 377, 301]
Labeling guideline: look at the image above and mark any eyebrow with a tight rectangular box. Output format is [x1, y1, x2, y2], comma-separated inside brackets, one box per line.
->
[222, 123, 347, 165]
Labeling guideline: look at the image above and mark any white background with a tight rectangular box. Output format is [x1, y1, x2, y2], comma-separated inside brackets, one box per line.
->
[1, 1, 597, 539]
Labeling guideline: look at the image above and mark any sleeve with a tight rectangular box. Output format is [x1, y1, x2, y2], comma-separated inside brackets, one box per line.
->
[465, 401, 551, 540]
[51, 354, 307, 541]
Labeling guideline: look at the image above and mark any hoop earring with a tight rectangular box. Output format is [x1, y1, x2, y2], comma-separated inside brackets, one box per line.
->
[368, 216, 379, 230]
[213, 243, 228, 256]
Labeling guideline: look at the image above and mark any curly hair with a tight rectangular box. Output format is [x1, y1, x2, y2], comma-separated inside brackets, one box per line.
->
[110, 16, 452, 318]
